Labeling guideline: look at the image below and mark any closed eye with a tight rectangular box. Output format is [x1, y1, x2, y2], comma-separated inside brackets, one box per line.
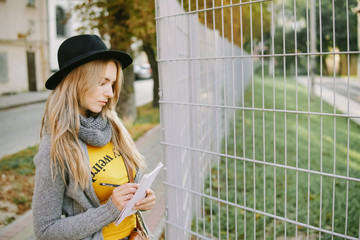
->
[100, 78, 116, 86]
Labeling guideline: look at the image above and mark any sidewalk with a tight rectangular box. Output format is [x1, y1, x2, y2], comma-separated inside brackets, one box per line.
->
[0, 91, 50, 111]
[0, 91, 164, 240]
[297, 76, 360, 125]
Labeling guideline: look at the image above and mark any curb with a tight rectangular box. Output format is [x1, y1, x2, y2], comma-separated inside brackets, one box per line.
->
[144, 193, 165, 239]
[0, 210, 33, 240]
[0, 91, 50, 111]
[0, 99, 47, 111]
[297, 77, 360, 125]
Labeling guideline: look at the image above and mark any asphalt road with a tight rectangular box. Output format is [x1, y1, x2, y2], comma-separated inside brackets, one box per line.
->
[0, 79, 154, 159]
[134, 79, 154, 106]
[0, 102, 44, 158]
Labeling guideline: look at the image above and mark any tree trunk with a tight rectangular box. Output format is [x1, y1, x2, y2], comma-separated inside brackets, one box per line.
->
[116, 63, 137, 124]
[143, 44, 159, 108]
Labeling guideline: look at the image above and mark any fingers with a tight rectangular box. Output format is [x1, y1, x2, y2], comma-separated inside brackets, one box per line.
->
[111, 183, 138, 211]
[133, 189, 156, 211]
[112, 185, 157, 211]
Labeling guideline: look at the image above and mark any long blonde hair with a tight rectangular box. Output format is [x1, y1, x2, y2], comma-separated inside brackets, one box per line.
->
[41, 59, 145, 189]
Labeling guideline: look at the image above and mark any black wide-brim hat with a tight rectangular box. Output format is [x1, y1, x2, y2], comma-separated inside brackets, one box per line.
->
[45, 34, 133, 90]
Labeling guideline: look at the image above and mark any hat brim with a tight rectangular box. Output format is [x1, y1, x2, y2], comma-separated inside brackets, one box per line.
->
[45, 50, 133, 90]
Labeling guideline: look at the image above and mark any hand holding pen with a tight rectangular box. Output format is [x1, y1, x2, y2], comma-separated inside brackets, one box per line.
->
[104, 182, 138, 211]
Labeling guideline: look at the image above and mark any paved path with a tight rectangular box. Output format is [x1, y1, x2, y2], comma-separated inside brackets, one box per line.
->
[0, 91, 50, 111]
[137, 125, 165, 239]
[297, 76, 360, 125]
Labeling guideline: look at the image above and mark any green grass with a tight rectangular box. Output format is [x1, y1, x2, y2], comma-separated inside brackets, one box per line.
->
[127, 103, 160, 141]
[193, 76, 360, 239]
[0, 145, 38, 174]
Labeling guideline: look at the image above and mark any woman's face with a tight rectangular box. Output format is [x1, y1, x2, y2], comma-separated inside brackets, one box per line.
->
[80, 61, 117, 115]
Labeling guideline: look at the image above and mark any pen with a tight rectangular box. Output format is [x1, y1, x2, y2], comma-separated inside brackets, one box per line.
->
[100, 183, 121, 187]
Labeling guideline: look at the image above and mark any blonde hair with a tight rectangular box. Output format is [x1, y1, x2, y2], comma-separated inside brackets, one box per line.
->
[41, 59, 145, 189]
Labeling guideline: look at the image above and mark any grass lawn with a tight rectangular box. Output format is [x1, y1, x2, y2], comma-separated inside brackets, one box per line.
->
[193, 76, 360, 239]
[0, 103, 159, 227]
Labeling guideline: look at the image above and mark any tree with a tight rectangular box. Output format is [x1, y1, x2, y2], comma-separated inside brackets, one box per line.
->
[127, 0, 159, 108]
[181, 0, 272, 52]
[75, 0, 159, 112]
[75, 1, 137, 123]
[269, 0, 358, 75]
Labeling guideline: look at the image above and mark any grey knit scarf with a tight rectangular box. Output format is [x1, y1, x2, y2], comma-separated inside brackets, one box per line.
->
[79, 114, 112, 147]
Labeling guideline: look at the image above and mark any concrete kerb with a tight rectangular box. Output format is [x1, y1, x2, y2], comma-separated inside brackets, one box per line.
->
[297, 76, 360, 125]
[0, 210, 34, 240]
[0, 91, 50, 111]
[137, 124, 165, 239]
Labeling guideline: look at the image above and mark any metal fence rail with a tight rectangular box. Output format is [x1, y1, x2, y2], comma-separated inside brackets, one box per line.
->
[155, 0, 360, 239]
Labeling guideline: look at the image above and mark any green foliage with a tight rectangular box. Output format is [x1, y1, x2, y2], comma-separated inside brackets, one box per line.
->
[316, 0, 358, 52]
[127, 0, 156, 49]
[268, 0, 358, 75]
[0, 146, 37, 175]
[74, 0, 156, 51]
[180, 0, 272, 52]
[75, 0, 131, 50]
[134, 103, 160, 125]
[180, 0, 358, 76]
[12, 196, 29, 205]
[74, 0, 159, 108]
[4, 217, 15, 225]
[192, 75, 360, 239]
[127, 103, 160, 141]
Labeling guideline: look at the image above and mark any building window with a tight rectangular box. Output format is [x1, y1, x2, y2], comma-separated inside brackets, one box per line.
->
[0, 53, 9, 83]
[56, 6, 67, 37]
[27, 0, 35, 7]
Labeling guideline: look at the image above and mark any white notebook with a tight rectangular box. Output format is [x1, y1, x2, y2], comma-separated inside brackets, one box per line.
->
[114, 162, 164, 225]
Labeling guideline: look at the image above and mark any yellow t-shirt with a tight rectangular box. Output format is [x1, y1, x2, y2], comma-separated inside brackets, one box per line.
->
[87, 142, 136, 240]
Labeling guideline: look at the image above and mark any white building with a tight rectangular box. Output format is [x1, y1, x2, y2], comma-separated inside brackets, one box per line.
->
[0, 0, 82, 95]
[0, 0, 48, 94]
[47, 0, 83, 73]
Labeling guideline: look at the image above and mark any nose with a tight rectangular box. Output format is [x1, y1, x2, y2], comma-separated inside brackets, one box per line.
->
[105, 85, 114, 98]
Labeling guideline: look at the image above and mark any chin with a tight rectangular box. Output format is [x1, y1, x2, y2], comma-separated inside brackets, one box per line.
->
[89, 108, 102, 114]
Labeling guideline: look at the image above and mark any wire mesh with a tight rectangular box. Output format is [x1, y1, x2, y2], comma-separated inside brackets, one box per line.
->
[155, 0, 360, 239]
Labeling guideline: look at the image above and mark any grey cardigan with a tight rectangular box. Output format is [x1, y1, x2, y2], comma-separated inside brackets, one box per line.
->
[32, 134, 126, 240]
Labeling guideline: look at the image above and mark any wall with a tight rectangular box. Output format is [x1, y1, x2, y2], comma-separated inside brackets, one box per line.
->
[0, 0, 48, 94]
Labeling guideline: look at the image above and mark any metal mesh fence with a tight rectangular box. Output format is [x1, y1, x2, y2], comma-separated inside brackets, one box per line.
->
[155, 0, 360, 239]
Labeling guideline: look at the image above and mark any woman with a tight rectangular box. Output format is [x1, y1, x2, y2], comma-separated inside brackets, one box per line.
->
[32, 34, 156, 240]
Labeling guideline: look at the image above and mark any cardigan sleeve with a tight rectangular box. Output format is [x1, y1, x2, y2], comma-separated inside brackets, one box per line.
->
[32, 135, 121, 240]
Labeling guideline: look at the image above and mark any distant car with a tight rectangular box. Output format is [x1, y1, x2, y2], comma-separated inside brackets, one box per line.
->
[134, 64, 152, 80]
